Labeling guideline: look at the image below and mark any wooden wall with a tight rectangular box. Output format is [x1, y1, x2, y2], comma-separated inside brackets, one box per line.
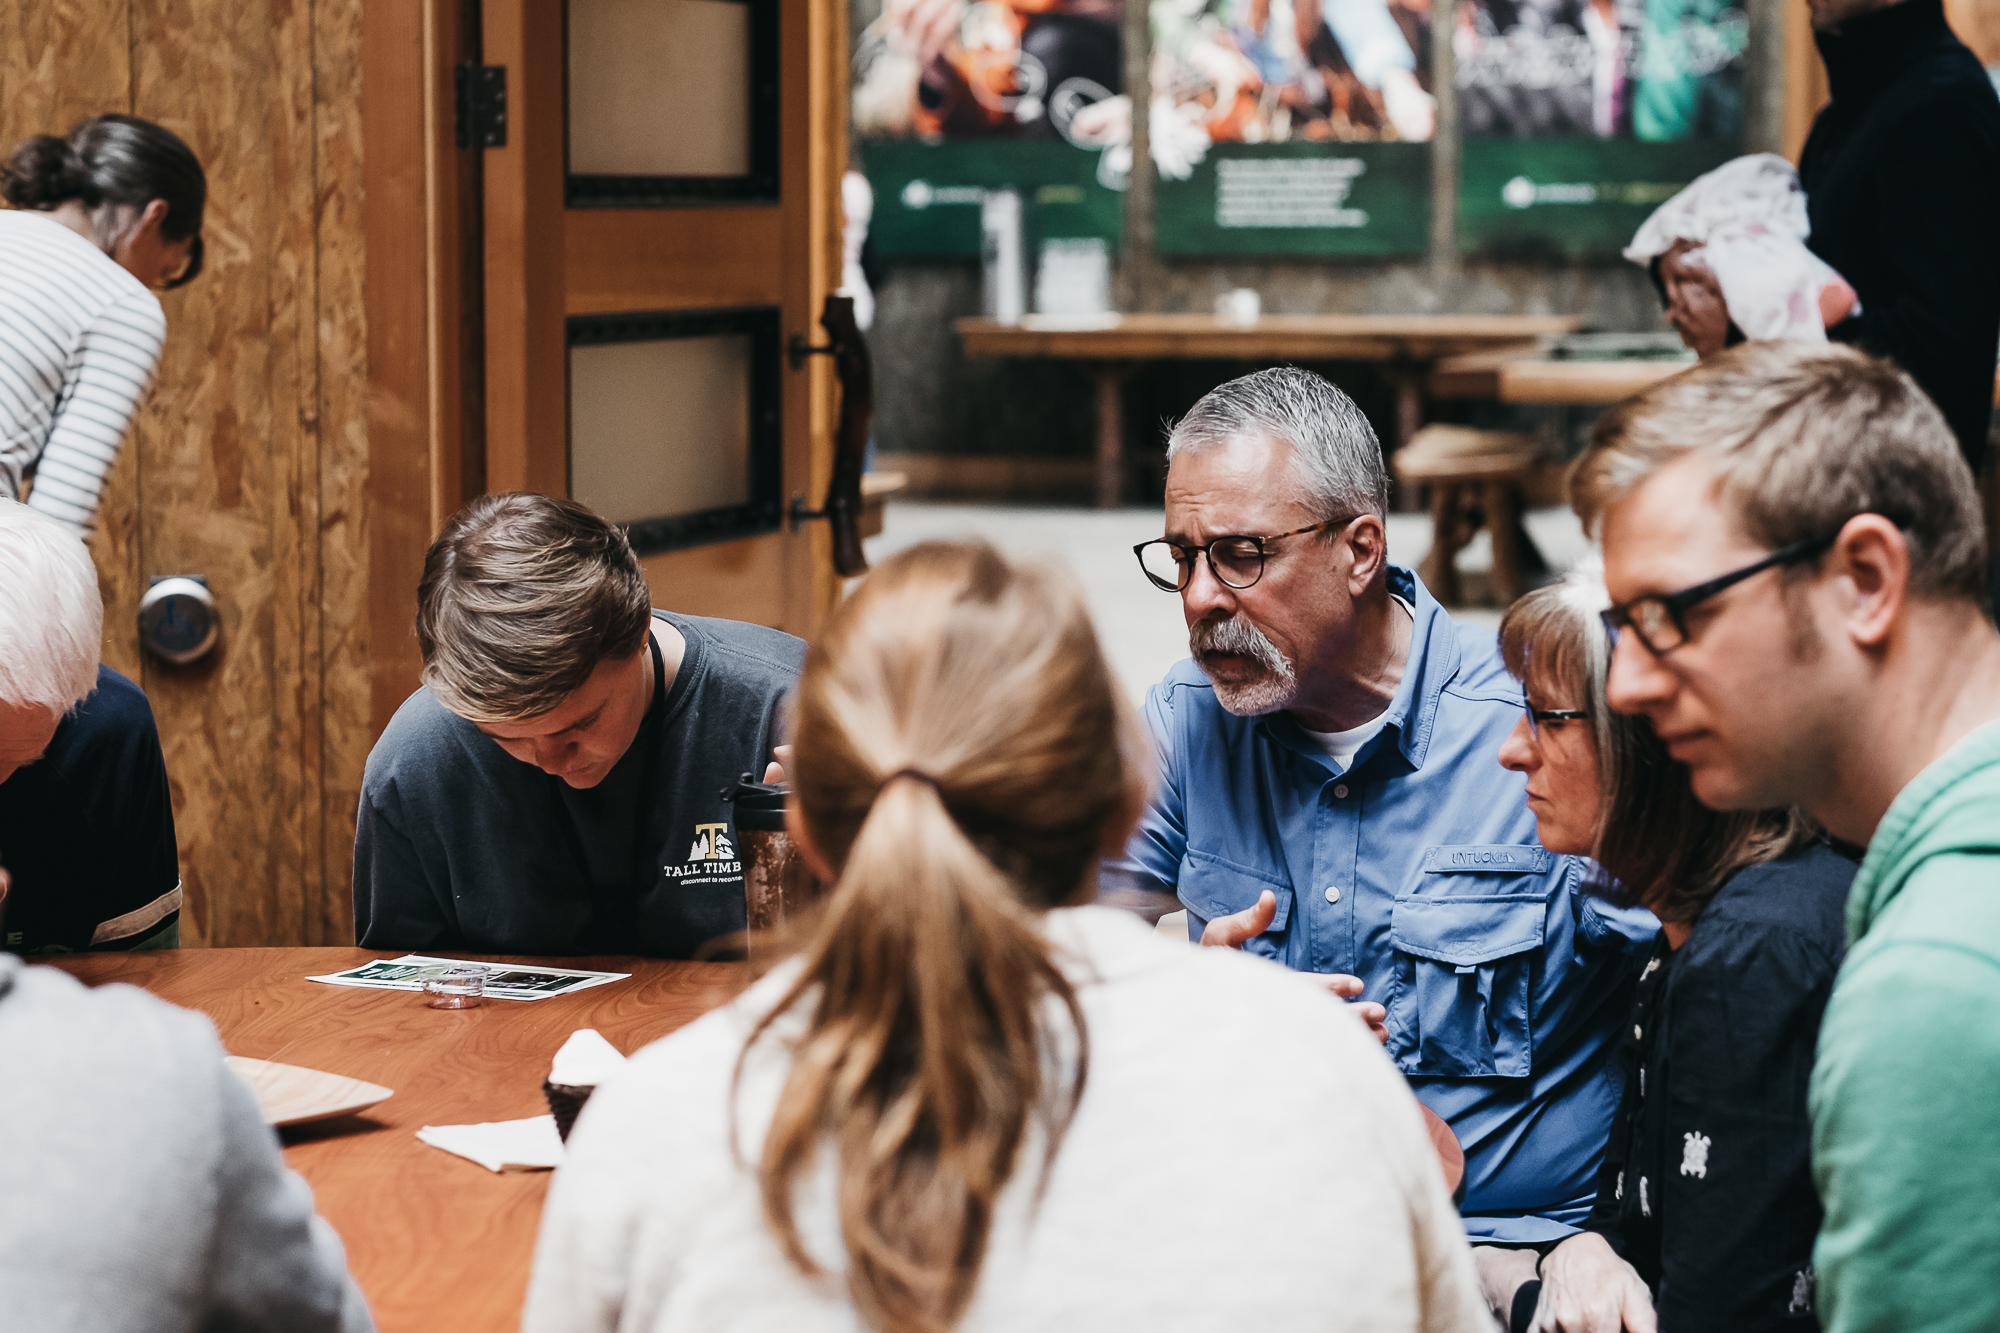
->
[2, 0, 371, 946]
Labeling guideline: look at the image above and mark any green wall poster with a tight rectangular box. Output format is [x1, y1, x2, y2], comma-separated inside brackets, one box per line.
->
[848, 0, 1755, 263]
[1459, 137, 1738, 257]
[1453, 0, 1747, 255]
[849, 0, 1131, 260]
[857, 139, 1124, 258]
[1155, 142, 1430, 256]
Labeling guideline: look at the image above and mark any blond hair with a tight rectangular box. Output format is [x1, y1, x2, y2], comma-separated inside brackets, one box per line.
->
[415, 493, 653, 723]
[1573, 341, 1985, 603]
[741, 541, 1148, 1333]
[0, 498, 102, 719]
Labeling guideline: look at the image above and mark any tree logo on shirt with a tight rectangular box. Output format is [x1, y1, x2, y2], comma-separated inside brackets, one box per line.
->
[688, 823, 736, 861]
[1680, 1130, 1711, 1179]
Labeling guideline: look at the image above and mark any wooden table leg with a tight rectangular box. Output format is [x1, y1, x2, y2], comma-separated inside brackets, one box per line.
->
[1422, 482, 1464, 606]
[1392, 360, 1424, 450]
[1091, 364, 1131, 509]
[1485, 479, 1528, 605]
[1386, 361, 1427, 514]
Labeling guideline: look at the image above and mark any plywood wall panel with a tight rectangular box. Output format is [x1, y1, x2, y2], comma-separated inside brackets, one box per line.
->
[127, 0, 323, 948]
[316, 0, 371, 946]
[0, 2, 131, 134]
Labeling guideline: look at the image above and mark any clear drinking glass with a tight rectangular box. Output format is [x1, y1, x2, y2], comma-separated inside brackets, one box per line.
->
[420, 963, 489, 1009]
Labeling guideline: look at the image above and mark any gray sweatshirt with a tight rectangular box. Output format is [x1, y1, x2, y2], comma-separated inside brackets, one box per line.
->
[0, 954, 373, 1332]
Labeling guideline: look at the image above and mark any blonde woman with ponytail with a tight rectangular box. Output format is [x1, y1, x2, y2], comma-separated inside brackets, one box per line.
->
[524, 542, 1488, 1333]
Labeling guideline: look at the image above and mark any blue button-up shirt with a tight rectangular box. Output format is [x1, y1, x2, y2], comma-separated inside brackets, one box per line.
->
[1105, 566, 1656, 1242]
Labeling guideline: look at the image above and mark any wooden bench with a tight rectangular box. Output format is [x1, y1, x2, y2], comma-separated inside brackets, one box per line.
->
[858, 470, 908, 541]
[1393, 425, 1551, 607]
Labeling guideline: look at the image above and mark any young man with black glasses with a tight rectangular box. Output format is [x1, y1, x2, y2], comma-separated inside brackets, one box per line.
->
[1576, 340, 2000, 1333]
[1108, 367, 1660, 1329]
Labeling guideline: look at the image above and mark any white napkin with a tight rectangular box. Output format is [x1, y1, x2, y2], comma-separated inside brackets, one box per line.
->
[549, 1028, 628, 1087]
[1623, 153, 1856, 342]
[416, 1116, 566, 1172]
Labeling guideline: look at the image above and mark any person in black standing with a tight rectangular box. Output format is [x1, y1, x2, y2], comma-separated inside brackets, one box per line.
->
[1799, 0, 2000, 475]
[352, 493, 804, 958]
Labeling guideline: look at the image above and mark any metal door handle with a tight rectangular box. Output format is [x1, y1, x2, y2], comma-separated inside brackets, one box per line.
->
[789, 295, 872, 577]
[138, 575, 220, 665]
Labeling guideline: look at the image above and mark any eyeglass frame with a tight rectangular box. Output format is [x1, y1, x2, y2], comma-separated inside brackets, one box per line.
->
[1525, 706, 1590, 739]
[1132, 514, 1360, 593]
[1599, 528, 1842, 656]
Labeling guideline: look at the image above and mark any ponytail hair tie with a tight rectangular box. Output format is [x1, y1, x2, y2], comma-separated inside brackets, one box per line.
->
[882, 767, 941, 792]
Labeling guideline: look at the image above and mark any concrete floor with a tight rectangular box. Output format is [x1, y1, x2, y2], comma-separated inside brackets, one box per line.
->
[865, 501, 1593, 703]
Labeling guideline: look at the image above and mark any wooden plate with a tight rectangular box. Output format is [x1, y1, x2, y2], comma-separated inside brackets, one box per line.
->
[224, 1055, 394, 1128]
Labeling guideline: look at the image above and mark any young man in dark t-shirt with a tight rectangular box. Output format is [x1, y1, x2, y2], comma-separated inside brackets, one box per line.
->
[0, 499, 182, 955]
[352, 493, 805, 958]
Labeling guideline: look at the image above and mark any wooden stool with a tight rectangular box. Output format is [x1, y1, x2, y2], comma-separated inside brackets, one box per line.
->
[1393, 426, 1550, 606]
[857, 470, 908, 541]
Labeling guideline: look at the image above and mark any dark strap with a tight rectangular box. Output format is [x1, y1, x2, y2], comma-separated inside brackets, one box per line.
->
[554, 628, 670, 950]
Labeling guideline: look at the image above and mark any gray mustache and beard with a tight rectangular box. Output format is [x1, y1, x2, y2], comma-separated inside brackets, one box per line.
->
[1190, 615, 1298, 716]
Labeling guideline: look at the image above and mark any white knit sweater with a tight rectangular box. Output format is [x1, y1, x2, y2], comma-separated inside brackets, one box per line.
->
[524, 905, 1489, 1333]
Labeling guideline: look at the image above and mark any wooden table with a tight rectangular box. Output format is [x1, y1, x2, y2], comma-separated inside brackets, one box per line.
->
[1428, 346, 1696, 406]
[42, 946, 1470, 1326]
[956, 314, 1584, 507]
[42, 947, 741, 1333]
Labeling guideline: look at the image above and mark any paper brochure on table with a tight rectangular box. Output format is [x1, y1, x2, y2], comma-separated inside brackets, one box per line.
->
[307, 955, 630, 1001]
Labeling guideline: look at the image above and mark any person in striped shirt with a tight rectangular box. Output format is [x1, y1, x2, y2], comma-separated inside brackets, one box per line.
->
[0, 114, 205, 535]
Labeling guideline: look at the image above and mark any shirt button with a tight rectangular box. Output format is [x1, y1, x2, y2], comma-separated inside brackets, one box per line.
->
[1634, 1024, 1643, 1040]
[1324, 885, 1341, 904]
[1333, 784, 1350, 799]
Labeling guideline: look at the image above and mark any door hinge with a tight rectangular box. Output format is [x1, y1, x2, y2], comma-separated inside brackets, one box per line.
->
[454, 64, 507, 149]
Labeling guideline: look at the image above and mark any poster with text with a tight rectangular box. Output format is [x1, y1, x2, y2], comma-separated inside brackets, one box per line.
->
[1150, 0, 1435, 255]
[1454, 0, 1746, 255]
[852, 0, 1130, 256]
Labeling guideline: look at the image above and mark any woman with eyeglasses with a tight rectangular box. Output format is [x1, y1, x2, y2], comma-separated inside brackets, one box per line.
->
[0, 115, 205, 535]
[1493, 576, 1856, 1333]
[524, 541, 1490, 1333]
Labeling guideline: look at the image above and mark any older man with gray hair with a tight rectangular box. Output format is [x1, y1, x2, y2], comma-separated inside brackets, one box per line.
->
[0, 497, 179, 953]
[1105, 368, 1656, 1328]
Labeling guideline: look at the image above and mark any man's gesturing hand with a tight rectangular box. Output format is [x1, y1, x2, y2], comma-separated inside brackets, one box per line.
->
[1530, 1232, 1657, 1333]
[1200, 889, 1389, 1043]
[1199, 888, 1279, 947]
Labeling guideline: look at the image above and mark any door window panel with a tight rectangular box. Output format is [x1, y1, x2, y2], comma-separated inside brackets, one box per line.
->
[567, 307, 782, 553]
[565, 0, 780, 205]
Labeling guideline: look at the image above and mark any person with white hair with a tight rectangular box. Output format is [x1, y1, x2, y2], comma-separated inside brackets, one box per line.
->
[0, 495, 373, 1328]
[1105, 368, 1658, 1330]
[0, 498, 179, 953]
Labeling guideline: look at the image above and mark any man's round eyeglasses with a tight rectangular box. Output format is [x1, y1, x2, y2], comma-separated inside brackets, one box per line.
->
[1600, 529, 1842, 656]
[1134, 515, 1359, 593]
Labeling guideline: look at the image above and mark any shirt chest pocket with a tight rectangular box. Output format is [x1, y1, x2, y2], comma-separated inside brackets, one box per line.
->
[1388, 845, 1555, 1079]
[1178, 849, 1293, 958]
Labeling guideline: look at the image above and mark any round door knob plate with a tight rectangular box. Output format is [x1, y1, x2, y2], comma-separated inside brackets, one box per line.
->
[138, 576, 220, 665]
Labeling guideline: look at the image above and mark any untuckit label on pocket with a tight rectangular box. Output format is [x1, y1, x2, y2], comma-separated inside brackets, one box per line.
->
[1421, 844, 1553, 875]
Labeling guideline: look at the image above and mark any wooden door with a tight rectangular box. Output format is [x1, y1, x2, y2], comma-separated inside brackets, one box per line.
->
[4, 0, 368, 948]
[477, 0, 846, 632]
